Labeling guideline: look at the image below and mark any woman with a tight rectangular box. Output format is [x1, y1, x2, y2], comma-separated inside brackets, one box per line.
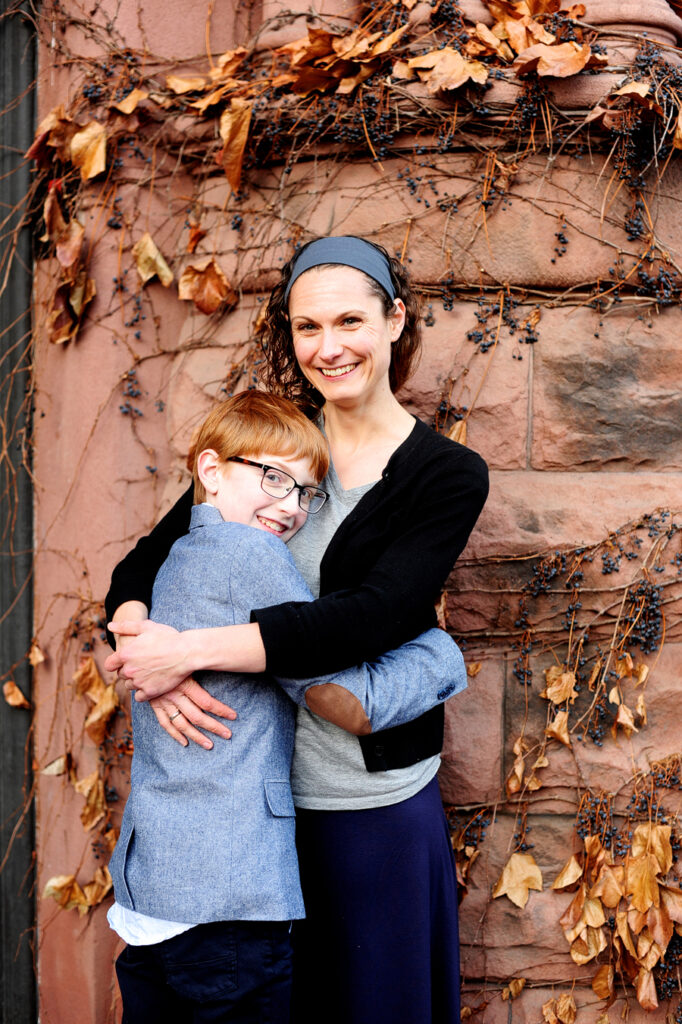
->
[106, 236, 489, 1023]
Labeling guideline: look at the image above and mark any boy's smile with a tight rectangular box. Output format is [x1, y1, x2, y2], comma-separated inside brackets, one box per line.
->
[204, 451, 319, 543]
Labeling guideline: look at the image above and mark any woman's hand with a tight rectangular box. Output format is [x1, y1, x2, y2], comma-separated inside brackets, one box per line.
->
[149, 679, 237, 749]
[105, 619, 197, 700]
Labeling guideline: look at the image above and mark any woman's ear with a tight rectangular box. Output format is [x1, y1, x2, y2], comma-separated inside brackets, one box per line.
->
[389, 298, 407, 342]
[196, 449, 222, 495]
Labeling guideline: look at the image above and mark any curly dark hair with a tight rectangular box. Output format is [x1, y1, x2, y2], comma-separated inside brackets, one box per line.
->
[258, 238, 422, 416]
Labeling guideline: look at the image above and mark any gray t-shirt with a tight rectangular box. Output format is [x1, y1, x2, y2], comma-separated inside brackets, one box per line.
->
[287, 459, 440, 810]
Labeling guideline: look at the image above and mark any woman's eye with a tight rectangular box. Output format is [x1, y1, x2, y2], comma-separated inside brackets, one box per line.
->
[343, 316, 359, 326]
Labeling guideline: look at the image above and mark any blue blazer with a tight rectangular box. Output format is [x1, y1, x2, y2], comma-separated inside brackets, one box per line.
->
[109, 504, 466, 924]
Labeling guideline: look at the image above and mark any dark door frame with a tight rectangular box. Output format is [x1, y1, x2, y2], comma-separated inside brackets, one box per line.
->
[0, 2, 37, 1021]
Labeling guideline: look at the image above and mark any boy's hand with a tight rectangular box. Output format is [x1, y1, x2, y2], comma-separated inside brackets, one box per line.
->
[149, 679, 237, 750]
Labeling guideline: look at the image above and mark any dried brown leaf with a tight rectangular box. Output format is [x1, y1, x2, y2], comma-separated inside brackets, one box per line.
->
[555, 992, 577, 1024]
[542, 998, 558, 1024]
[407, 47, 488, 94]
[187, 223, 207, 254]
[592, 962, 614, 1002]
[634, 662, 649, 687]
[647, 903, 673, 949]
[55, 221, 84, 270]
[447, 419, 467, 445]
[541, 665, 578, 705]
[113, 88, 148, 114]
[626, 854, 661, 912]
[178, 258, 236, 315]
[616, 910, 637, 956]
[73, 769, 106, 831]
[83, 865, 113, 908]
[674, 109, 682, 150]
[590, 864, 624, 908]
[513, 41, 607, 78]
[43, 874, 88, 915]
[73, 657, 107, 703]
[26, 105, 77, 163]
[466, 662, 482, 677]
[570, 924, 607, 964]
[612, 702, 638, 739]
[84, 684, 119, 747]
[41, 754, 69, 776]
[70, 121, 107, 180]
[553, 855, 583, 890]
[546, 709, 571, 746]
[132, 232, 173, 287]
[493, 851, 543, 908]
[615, 651, 634, 677]
[3, 679, 31, 709]
[166, 74, 207, 94]
[41, 185, 67, 242]
[635, 693, 647, 724]
[632, 823, 672, 875]
[660, 885, 682, 923]
[217, 99, 252, 192]
[587, 659, 602, 689]
[501, 977, 526, 1000]
[635, 968, 658, 1011]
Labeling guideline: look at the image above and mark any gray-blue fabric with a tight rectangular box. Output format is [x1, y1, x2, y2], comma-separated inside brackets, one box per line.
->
[284, 236, 396, 302]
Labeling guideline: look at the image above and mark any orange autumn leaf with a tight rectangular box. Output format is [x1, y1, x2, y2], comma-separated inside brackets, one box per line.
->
[84, 683, 119, 747]
[626, 854, 661, 912]
[41, 184, 68, 242]
[73, 657, 107, 703]
[166, 74, 207, 94]
[3, 679, 31, 709]
[26, 104, 77, 163]
[590, 864, 624, 908]
[555, 993, 577, 1024]
[513, 41, 607, 78]
[501, 977, 526, 1000]
[647, 903, 673, 949]
[113, 88, 148, 115]
[546, 709, 571, 746]
[41, 754, 69, 776]
[541, 998, 558, 1024]
[559, 883, 586, 937]
[632, 823, 672, 875]
[83, 865, 113, 908]
[447, 420, 467, 445]
[493, 851, 543, 908]
[541, 665, 578, 705]
[55, 221, 84, 270]
[616, 910, 637, 956]
[43, 874, 89, 915]
[73, 769, 107, 831]
[70, 121, 107, 180]
[570, 924, 607, 964]
[635, 968, 658, 1011]
[178, 258, 237, 315]
[217, 99, 252, 192]
[466, 662, 482, 678]
[612, 702, 638, 739]
[553, 855, 583, 890]
[46, 270, 96, 345]
[661, 885, 682, 923]
[187, 222, 207, 254]
[592, 962, 614, 1001]
[674, 109, 682, 149]
[407, 48, 488, 94]
[133, 232, 174, 287]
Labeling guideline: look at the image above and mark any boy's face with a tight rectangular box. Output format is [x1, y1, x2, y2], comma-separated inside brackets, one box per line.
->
[209, 451, 316, 543]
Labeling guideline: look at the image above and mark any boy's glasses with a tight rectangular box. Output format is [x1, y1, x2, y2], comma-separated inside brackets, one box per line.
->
[228, 457, 328, 514]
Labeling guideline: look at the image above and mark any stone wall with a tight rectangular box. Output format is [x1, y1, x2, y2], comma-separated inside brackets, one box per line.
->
[24, 0, 682, 1020]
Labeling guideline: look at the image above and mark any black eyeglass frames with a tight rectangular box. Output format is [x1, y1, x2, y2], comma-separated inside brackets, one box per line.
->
[227, 457, 328, 514]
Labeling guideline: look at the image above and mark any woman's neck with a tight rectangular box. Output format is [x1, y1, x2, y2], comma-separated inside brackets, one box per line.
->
[322, 395, 415, 489]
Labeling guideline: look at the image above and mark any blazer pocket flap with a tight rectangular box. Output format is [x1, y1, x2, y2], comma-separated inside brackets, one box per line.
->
[264, 780, 295, 817]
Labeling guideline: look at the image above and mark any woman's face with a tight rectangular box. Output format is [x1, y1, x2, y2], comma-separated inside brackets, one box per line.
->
[288, 265, 405, 410]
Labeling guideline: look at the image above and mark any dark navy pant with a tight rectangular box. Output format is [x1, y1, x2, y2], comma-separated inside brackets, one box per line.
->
[291, 776, 461, 1024]
[115, 920, 293, 1024]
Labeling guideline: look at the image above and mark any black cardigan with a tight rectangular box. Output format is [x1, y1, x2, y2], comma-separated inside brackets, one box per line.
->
[105, 418, 489, 772]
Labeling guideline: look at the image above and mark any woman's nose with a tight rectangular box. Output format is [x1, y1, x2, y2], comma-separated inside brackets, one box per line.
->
[318, 327, 343, 360]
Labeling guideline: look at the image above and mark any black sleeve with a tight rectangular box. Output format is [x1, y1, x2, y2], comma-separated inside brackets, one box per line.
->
[253, 448, 489, 677]
[104, 484, 194, 646]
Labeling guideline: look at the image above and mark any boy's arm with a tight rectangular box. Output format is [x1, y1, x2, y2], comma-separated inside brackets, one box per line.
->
[279, 629, 466, 736]
[231, 534, 466, 736]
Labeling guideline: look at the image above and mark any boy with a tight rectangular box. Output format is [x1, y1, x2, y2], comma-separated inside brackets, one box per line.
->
[108, 391, 465, 1023]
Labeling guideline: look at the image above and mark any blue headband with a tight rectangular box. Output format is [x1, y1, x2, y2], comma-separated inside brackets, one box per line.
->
[284, 237, 396, 303]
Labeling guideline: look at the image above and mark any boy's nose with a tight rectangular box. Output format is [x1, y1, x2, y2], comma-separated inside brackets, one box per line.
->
[277, 489, 302, 514]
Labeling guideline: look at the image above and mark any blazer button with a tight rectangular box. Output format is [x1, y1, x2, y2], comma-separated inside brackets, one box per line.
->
[374, 744, 384, 756]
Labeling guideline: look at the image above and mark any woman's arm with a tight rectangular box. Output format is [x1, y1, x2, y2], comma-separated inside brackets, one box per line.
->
[106, 441, 488, 690]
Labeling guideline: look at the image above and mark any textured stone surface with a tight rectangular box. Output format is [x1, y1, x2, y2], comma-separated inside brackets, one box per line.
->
[439, 659, 505, 805]
[532, 304, 682, 472]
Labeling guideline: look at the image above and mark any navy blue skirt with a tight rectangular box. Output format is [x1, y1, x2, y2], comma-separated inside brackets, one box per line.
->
[291, 776, 460, 1024]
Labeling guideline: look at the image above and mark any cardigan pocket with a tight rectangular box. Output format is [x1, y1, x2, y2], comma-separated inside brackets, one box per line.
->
[264, 780, 296, 817]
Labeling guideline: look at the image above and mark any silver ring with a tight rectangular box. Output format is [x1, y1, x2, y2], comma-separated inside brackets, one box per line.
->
[169, 710, 183, 722]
